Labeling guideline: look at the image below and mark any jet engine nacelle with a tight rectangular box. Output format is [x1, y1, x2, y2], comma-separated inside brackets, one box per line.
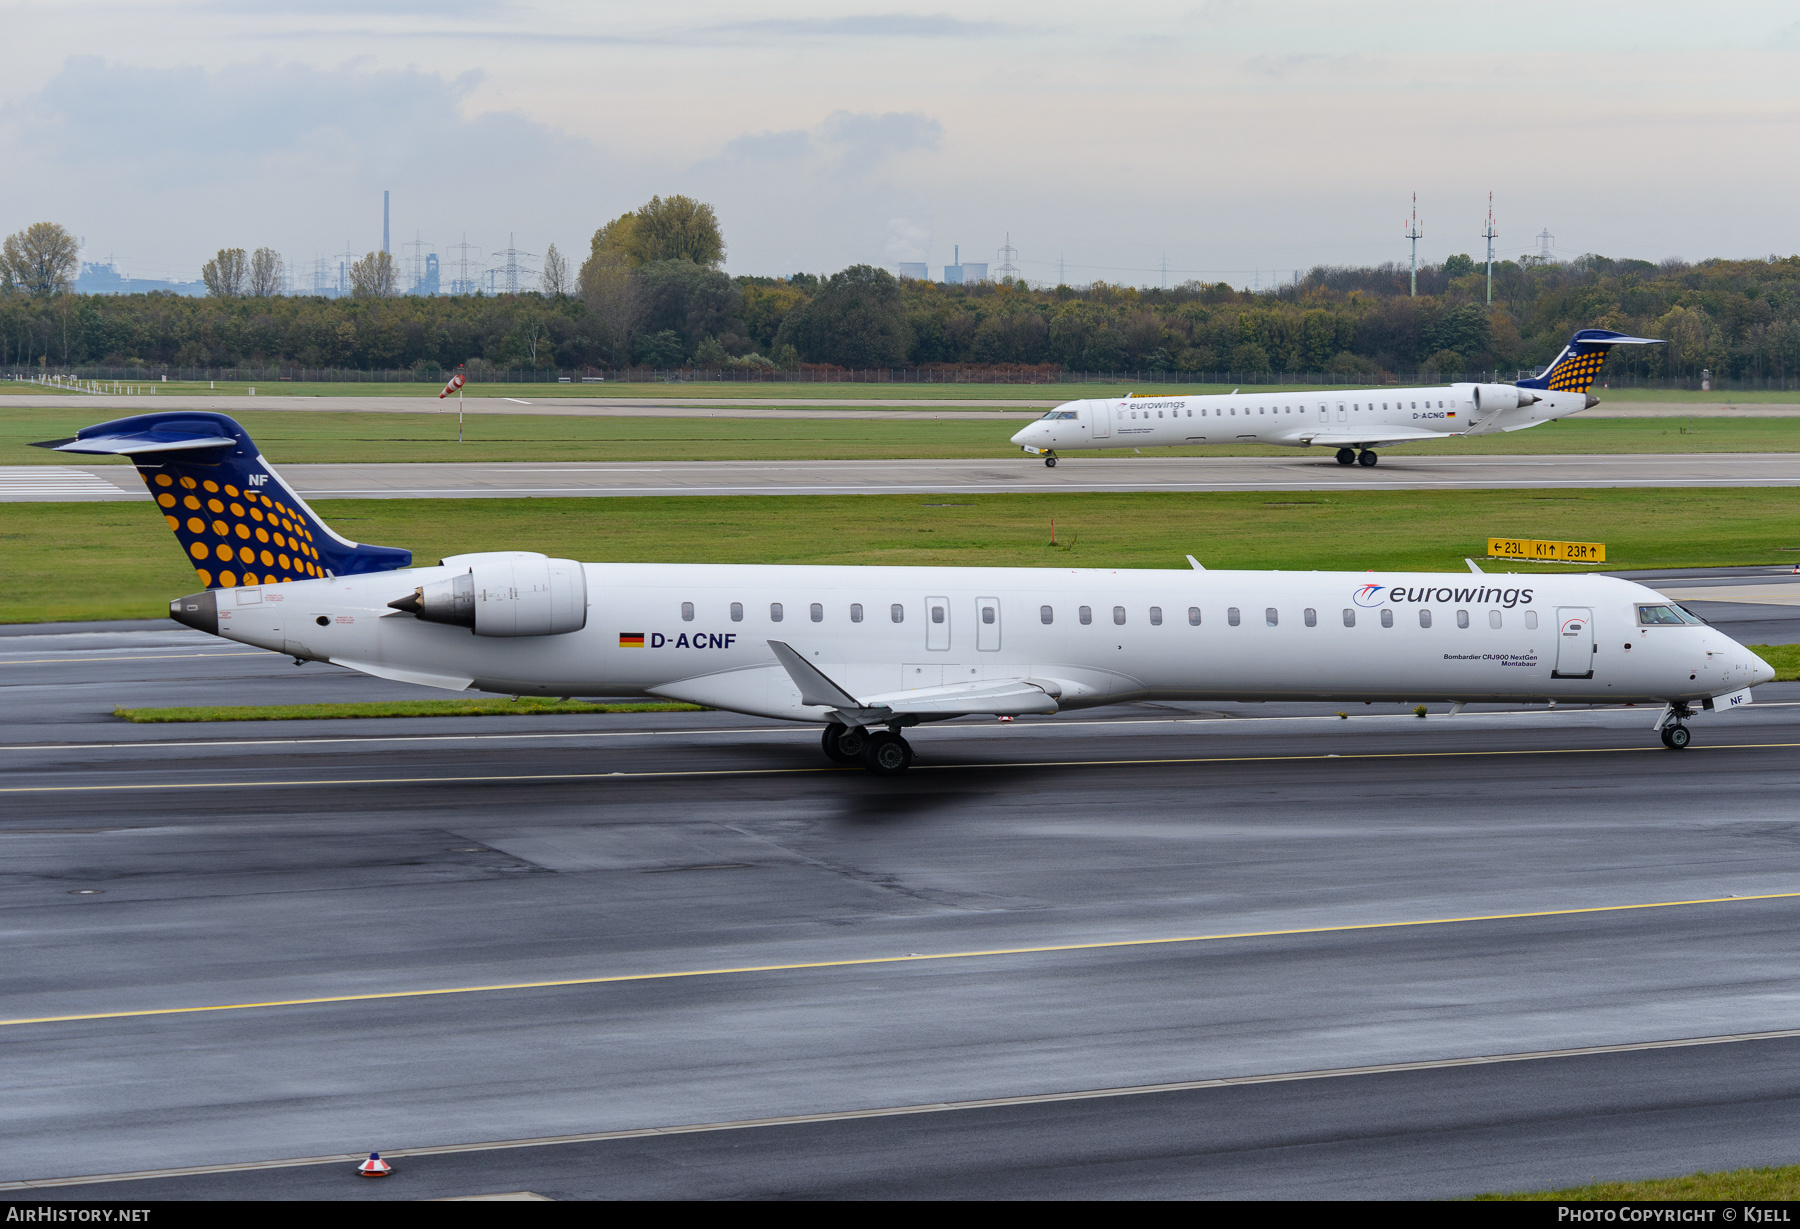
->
[390, 553, 587, 636]
[1457, 383, 1541, 412]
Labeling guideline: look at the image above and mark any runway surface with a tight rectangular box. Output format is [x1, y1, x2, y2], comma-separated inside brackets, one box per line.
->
[12, 451, 1800, 501]
[5, 613, 1800, 1199]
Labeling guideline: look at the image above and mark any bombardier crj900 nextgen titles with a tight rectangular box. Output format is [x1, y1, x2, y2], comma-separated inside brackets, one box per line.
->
[43, 411, 1769, 775]
[1010, 328, 1663, 467]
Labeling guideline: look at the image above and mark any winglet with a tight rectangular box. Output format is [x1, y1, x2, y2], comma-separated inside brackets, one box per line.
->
[766, 641, 862, 710]
[1186, 555, 1205, 571]
[1465, 558, 1484, 573]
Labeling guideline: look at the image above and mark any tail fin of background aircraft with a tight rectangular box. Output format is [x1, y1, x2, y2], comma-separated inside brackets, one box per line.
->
[34, 411, 411, 590]
[1516, 328, 1665, 394]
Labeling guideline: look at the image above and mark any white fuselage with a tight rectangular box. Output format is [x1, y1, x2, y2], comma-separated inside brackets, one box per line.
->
[210, 563, 1770, 723]
[1010, 383, 1590, 454]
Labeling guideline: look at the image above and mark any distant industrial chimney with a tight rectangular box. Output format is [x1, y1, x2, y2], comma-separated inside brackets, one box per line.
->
[383, 191, 390, 255]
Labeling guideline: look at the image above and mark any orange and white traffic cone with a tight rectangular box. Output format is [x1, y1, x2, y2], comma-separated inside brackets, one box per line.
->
[357, 1152, 392, 1178]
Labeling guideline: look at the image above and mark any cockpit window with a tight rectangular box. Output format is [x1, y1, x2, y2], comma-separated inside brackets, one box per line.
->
[1638, 604, 1700, 625]
[1040, 410, 1080, 420]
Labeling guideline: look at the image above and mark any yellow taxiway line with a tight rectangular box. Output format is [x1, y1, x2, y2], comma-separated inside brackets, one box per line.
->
[5, 889, 1797, 1029]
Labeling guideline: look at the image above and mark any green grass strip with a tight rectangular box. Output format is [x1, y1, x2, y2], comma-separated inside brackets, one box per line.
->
[1479, 1162, 1800, 1200]
[11, 406, 1800, 467]
[112, 699, 704, 723]
[1747, 645, 1800, 681]
[10, 489, 1800, 624]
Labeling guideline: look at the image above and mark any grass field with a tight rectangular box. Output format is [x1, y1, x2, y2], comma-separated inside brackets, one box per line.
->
[112, 699, 703, 721]
[6, 488, 1800, 623]
[9, 378, 1795, 403]
[7, 405, 1800, 466]
[1480, 1162, 1800, 1200]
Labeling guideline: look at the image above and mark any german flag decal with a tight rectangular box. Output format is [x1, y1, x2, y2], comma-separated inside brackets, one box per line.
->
[619, 632, 645, 648]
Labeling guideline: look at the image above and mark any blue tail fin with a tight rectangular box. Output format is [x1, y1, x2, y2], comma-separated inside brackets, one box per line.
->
[37, 411, 411, 590]
[1517, 328, 1665, 394]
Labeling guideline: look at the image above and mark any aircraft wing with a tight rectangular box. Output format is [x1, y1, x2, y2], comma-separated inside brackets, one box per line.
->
[1298, 426, 1456, 447]
[767, 640, 1059, 722]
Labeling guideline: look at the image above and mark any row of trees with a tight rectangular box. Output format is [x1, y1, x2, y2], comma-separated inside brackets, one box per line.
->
[8, 207, 1800, 378]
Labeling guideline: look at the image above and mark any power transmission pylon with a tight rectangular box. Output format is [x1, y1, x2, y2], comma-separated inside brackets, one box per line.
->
[995, 232, 1019, 281]
[1404, 194, 1423, 297]
[1481, 192, 1498, 305]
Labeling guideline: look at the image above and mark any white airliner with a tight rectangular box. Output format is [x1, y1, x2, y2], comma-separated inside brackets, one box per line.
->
[1010, 329, 1662, 467]
[44, 408, 1769, 774]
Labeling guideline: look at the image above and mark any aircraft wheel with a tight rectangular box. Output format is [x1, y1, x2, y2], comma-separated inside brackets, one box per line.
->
[822, 722, 866, 764]
[1045, 454, 1058, 468]
[862, 731, 914, 776]
[1661, 724, 1692, 750]
[1358, 449, 1379, 467]
[1335, 448, 1357, 466]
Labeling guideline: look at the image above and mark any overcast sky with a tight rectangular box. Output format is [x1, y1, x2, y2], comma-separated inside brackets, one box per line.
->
[4, 1, 1798, 287]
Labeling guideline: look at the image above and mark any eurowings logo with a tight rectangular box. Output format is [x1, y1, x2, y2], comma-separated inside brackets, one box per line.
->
[1353, 583, 1387, 607]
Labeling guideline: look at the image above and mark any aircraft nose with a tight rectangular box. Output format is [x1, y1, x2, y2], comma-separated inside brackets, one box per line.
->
[1010, 423, 1041, 445]
[1747, 647, 1777, 686]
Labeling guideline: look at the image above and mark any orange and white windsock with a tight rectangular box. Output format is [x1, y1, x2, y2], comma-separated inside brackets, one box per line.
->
[438, 373, 465, 399]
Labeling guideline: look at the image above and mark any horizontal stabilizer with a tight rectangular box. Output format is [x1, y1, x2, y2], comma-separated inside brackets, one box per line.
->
[42, 426, 237, 455]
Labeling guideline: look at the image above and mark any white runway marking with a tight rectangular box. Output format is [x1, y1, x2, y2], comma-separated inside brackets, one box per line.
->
[0, 467, 137, 499]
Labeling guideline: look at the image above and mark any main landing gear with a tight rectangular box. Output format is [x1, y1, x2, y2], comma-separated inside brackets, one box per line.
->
[823, 721, 915, 775]
[1659, 701, 1696, 750]
[1334, 448, 1379, 467]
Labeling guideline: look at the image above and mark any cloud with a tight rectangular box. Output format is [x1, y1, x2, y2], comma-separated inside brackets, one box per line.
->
[704, 14, 1014, 40]
[690, 110, 942, 275]
[7, 56, 582, 185]
[0, 56, 633, 280]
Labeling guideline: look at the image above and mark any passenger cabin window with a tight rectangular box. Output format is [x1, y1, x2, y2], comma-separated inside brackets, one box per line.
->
[1525, 610, 1538, 629]
[1079, 606, 1092, 625]
[931, 605, 946, 624]
[681, 601, 694, 622]
[1041, 605, 1054, 624]
[851, 603, 864, 623]
[1113, 606, 1126, 625]
[1456, 609, 1470, 629]
[770, 602, 783, 622]
[1266, 607, 1278, 627]
[810, 602, 823, 623]
[1488, 610, 1501, 628]
[1419, 609, 1432, 628]
[1304, 608, 1317, 627]
[730, 602, 743, 622]
[891, 603, 905, 623]
[1227, 607, 1241, 627]
[1149, 606, 1163, 626]
[1380, 609, 1394, 628]
[1343, 608, 1356, 627]
[1188, 607, 1201, 626]
[981, 607, 996, 624]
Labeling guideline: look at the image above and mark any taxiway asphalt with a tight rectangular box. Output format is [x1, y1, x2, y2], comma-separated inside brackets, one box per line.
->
[12, 451, 1800, 501]
[5, 621, 1800, 1199]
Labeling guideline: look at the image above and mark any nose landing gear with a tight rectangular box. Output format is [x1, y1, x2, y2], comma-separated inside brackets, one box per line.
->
[1658, 700, 1696, 750]
[1044, 451, 1058, 468]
